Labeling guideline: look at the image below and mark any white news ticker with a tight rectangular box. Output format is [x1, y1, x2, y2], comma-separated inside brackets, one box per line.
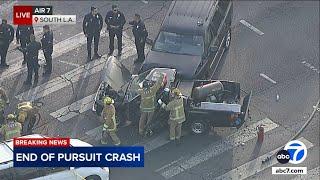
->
[33, 15, 76, 25]
[272, 167, 307, 175]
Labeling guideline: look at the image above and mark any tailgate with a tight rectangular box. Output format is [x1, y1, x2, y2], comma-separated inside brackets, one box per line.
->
[237, 91, 252, 128]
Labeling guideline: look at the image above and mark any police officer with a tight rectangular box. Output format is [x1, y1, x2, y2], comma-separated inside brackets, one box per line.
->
[41, 25, 53, 75]
[137, 73, 164, 136]
[0, 18, 14, 68]
[0, 87, 9, 126]
[101, 97, 121, 145]
[105, 4, 126, 56]
[16, 25, 34, 64]
[83, 7, 103, 61]
[24, 34, 41, 86]
[129, 14, 148, 63]
[0, 114, 22, 141]
[158, 88, 185, 144]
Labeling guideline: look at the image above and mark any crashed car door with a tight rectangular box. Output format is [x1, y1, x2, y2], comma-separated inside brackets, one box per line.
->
[236, 91, 252, 128]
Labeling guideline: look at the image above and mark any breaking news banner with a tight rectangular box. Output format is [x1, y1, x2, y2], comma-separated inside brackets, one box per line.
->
[13, 138, 144, 167]
[13, 5, 76, 25]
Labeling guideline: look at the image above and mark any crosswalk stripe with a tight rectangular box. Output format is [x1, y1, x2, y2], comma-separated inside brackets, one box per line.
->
[0, 30, 107, 83]
[135, 130, 188, 153]
[292, 166, 319, 180]
[50, 94, 96, 122]
[15, 32, 136, 102]
[158, 118, 279, 179]
[213, 137, 313, 180]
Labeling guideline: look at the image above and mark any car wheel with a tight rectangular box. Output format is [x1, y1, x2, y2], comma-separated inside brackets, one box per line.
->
[85, 175, 101, 180]
[191, 120, 208, 135]
[224, 29, 231, 49]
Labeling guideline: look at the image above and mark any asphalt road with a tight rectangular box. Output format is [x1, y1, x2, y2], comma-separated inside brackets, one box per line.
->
[0, 1, 319, 180]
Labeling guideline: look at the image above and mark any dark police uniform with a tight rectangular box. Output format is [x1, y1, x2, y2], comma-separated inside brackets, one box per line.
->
[16, 25, 34, 64]
[129, 20, 148, 62]
[0, 21, 14, 67]
[105, 10, 126, 55]
[83, 12, 103, 60]
[41, 30, 53, 74]
[25, 40, 41, 85]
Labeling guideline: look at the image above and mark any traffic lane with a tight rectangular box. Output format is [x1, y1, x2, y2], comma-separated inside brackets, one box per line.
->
[110, 134, 224, 180]
[252, 71, 319, 135]
[218, 0, 319, 93]
[174, 126, 292, 180]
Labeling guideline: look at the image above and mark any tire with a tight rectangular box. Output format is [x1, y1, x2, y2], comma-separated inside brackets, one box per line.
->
[85, 175, 101, 180]
[190, 119, 208, 135]
[224, 29, 231, 50]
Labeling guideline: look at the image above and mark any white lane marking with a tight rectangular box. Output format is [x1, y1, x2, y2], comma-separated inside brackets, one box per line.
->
[57, 60, 80, 67]
[0, 30, 107, 83]
[158, 118, 278, 179]
[141, 0, 149, 4]
[240, 19, 264, 36]
[15, 32, 136, 102]
[135, 130, 188, 154]
[292, 166, 319, 180]
[260, 73, 277, 84]
[213, 137, 313, 180]
[50, 94, 95, 122]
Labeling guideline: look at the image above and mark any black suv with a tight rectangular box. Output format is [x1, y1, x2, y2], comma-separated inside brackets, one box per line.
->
[140, 0, 233, 79]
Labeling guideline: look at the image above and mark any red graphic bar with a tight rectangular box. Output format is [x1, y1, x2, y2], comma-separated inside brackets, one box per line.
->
[13, 138, 70, 147]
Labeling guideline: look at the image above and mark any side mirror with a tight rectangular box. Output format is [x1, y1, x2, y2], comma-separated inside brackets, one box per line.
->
[209, 46, 219, 54]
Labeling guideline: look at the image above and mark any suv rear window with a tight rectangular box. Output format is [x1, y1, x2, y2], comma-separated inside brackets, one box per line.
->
[153, 31, 203, 56]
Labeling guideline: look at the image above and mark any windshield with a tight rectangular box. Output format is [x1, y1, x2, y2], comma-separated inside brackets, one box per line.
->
[124, 70, 151, 102]
[153, 31, 204, 56]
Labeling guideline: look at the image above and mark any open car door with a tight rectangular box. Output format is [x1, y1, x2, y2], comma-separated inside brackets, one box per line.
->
[236, 91, 252, 128]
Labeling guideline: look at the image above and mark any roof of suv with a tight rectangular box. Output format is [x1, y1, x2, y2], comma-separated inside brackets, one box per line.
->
[0, 134, 92, 170]
[161, 0, 218, 35]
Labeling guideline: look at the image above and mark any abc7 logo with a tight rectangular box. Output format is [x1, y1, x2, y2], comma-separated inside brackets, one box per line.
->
[277, 140, 307, 164]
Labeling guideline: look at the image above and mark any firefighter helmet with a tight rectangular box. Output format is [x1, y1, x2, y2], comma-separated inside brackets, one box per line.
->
[104, 96, 114, 105]
[7, 114, 16, 121]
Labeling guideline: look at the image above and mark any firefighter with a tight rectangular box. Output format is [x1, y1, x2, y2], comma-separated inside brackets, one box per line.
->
[24, 34, 41, 86]
[83, 7, 103, 61]
[41, 25, 53, 75]
[0, 114, 22, 141]
[16, 25, 34, 64]
[105, 4, 126, 56]
[101, 97, 121, 145]
[16, 101, 36, 135]
[0, 18, 14, 68]
[0, 87, 9, 126]
[129, 14, 148, 63]
[137, 73, 164, 136]
[158, 88, 185, 144]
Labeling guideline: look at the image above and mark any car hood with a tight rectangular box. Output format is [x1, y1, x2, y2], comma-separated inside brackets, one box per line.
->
[142, 50, 201, 79]
[102, 56, 132, 92]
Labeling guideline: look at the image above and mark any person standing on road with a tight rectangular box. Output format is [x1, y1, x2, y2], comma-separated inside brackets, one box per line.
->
[129, 14, 148, 63]
[0, 114, 22, 141]
[137, 73, 164, 136]
[41, 25, 53, 75]
[0, 87, 9, 126]
[158, 88, 185, 144]
[24, 34, 41, 86]
[0, 18, 14, 68]
[101, 97, 121, 145]
[105, 4, 126, 56]
[83, 7, 103, 61]
[16, 25, 34, 65]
